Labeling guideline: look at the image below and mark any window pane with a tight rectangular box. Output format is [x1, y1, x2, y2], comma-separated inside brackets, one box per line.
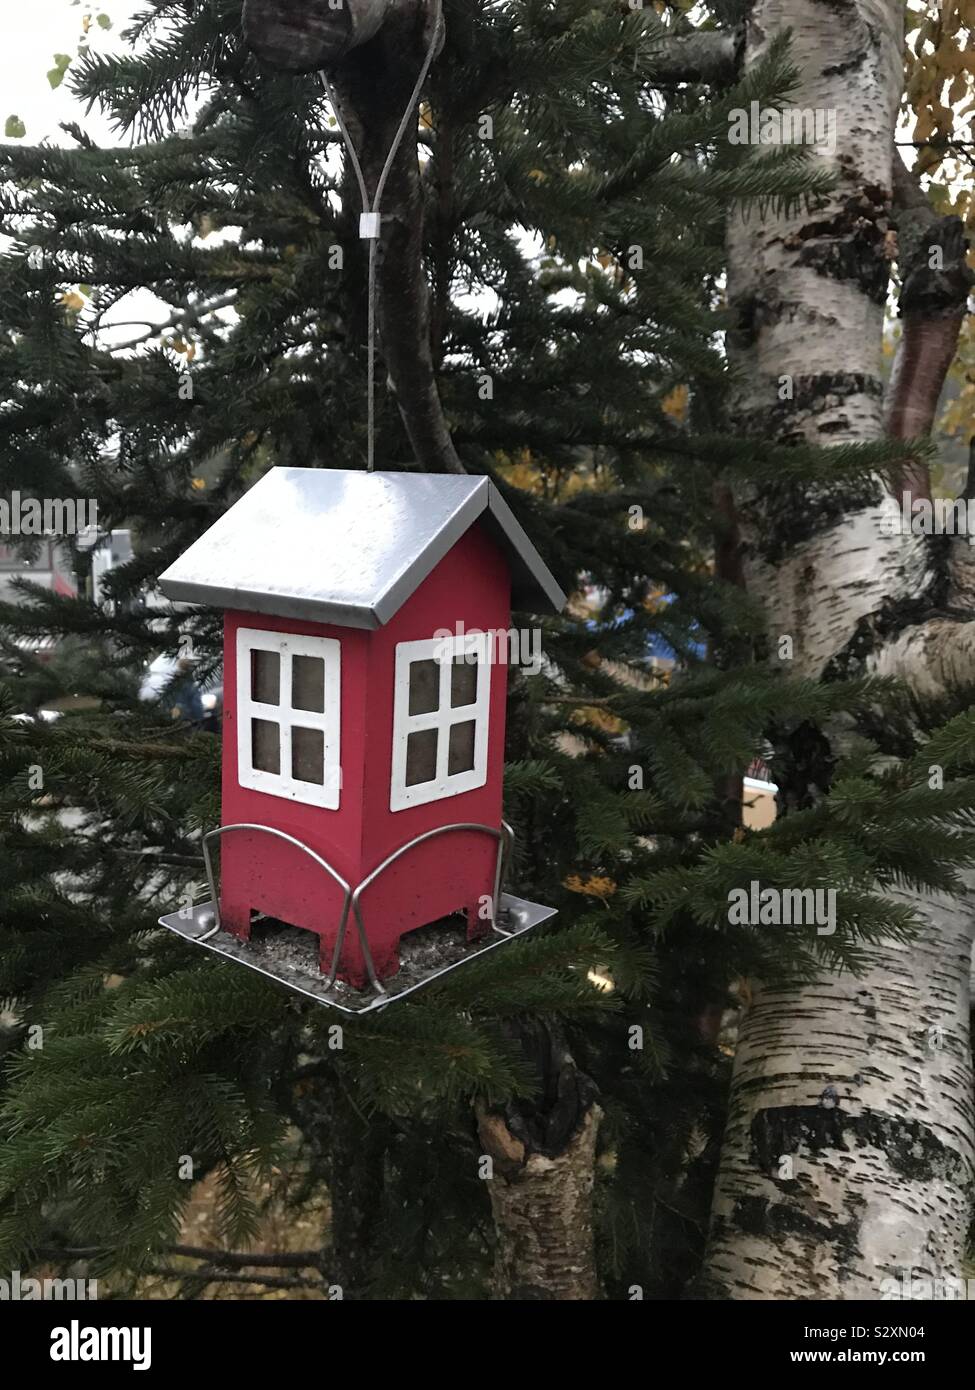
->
[252, 718, 280, 774]
[292, 655, 325, 713]
[292, 726, 325, 784]
[450, 656, 478, 708]
[405, 728, 438, 786]
[251, 649, 280, 705]
[448, 720, 476, 776]
[408, 659, 440, 715]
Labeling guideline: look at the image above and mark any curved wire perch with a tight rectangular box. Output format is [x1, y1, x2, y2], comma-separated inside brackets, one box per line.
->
[349, 819, 515, 949]
[197, 818, 514, 998]
[199, 822, 384, 994]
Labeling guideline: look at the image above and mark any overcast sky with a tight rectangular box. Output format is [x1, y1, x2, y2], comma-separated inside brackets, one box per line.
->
[2, 3, 230, 346]
[3, 2, 136, 148]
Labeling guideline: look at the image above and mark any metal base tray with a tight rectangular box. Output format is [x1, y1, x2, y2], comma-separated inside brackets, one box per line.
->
[158, 895, 557, 1014]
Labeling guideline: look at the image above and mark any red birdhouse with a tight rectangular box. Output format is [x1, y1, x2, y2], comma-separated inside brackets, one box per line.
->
[157, 468, 565, 1011]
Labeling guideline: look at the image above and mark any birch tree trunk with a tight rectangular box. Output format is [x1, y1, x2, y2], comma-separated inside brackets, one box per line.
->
[699, 0, 975, 1299]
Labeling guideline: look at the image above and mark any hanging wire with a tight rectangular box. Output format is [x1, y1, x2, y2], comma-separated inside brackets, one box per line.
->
[318, 0, 444, 472]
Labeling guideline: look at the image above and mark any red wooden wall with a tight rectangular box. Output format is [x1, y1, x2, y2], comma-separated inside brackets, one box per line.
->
[219, 524, 512, 985]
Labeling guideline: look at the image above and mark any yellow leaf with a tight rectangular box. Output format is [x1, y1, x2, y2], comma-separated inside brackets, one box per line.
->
[570, 704, 627, 735]
[564, 874, 617, 900]
[60, 291, 85, 312]
[191, 477, 206, 491]
[528, 169, 548, 184]
[661, 383, 689, 421]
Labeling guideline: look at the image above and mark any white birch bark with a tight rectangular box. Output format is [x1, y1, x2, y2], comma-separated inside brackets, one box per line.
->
[700, 0, 975, 1299]
[704, 890, 974, 1298]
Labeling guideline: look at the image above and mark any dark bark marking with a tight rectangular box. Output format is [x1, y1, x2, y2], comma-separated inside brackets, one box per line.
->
[788, 187, 893, 303]
[748, 453, 886, 563]
[750, 1104, 972, 1185]
[897, 215, 973, 319]
[721, 1192, 865, 1256]
[767, 719, 835, 812]
[728, 292, 760, 352]
[823, 583, 952, 680]
[821, 53, 867, 77]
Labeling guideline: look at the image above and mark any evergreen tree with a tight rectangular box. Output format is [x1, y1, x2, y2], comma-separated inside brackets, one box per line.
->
[1, 0, 971, 1299]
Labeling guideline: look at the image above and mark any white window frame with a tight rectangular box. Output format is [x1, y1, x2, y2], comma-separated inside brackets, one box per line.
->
[390, 634, 492, 812]
[237, 627, 341, 809]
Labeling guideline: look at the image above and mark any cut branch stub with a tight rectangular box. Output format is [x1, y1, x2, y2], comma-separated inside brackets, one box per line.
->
[243, 0, 392, 72]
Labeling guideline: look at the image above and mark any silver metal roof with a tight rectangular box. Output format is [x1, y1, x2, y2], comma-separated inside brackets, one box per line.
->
[158, 468, 566, 629]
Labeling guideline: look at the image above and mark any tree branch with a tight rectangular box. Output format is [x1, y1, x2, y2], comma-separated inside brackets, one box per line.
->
[33, 1243, 327, 1272]
[475, 1016, 602, 1300]
[167, 1243, 327, 1269]
[144, 1265, 322, 1291]
[93, 293, 238, 352]
[884, 157, 974, 501]
[245, 0, 463, 472]
[872, 613, 975, 698]
[644, 30, 741, 86]
[243, 0, 392, 72]
[330, 0, 464, 472]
